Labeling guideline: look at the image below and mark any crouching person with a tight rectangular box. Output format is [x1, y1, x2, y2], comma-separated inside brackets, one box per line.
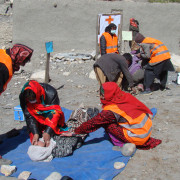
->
[19, 80, 65, 147]
[61, 82, 162, 150]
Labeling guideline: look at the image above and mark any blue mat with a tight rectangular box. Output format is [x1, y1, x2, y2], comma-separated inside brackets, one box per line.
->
[0, 107, 135, 180]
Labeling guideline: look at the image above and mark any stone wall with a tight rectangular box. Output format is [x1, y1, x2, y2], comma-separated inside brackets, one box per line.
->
[13, 0, 180, 58]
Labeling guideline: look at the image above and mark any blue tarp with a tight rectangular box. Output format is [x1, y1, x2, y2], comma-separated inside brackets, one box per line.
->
[0, 107, 134, 180]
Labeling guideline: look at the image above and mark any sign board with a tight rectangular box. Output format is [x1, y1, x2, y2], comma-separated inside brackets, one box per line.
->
[45, 41, 53, 53]
[122, 31, 132, 41]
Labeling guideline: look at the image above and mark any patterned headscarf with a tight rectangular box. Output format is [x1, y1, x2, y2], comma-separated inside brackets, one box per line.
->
[10, 44, 33, 72]
[22, 80, 46, 104]
[100, 82, 152, 119]
[130, 18, 139, 28]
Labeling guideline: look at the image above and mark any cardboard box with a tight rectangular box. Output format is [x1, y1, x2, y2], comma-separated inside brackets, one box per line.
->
[14, 105, 24, 121]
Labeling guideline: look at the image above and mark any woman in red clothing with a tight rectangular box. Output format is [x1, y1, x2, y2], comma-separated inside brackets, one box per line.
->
[20, 80, 65, 147]
[61, 82, 161, 149]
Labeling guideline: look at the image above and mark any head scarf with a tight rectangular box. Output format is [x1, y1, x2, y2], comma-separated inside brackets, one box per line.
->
[130, 18, 139, 28]
[10, 44, 33, 72]
[22, 80, 46, 104]
[21, 80, 65, 134]
[100, 82, 152, 119]
[105, 23, 117, 33]
[134, 33, 145, 43]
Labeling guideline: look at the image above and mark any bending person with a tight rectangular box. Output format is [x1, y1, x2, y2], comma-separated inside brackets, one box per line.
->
[0, 44, 33, 95]
[61, 82, 162, 150]
[0, 43, 33, 162]
[135, 33, 174, 94]
[19, 80, 65, 147]
[94, 53, 136, 93]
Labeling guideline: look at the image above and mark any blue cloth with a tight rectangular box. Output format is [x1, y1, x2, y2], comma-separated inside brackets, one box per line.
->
[0, 107, 134, 180]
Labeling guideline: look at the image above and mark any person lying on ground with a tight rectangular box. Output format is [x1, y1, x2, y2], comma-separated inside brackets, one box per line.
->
[19, 80, 66, 147]
[27, 106, 99, 160]
[135, 33, 175, 95]
[61, 82, 162, 150]
[0, 43, 33, 95]
[123, 52, 145, 92]
[94, 53, 136, 94]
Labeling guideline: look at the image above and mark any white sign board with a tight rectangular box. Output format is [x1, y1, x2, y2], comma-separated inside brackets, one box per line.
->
[122, 31, 133, 41]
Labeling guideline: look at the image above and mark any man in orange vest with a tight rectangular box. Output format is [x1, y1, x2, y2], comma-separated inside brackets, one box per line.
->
[135, 33, 174, 95]
[100, 23, 119, 55]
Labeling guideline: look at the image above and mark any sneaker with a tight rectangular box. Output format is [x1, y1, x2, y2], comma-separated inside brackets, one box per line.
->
[140, 90, 152, 95]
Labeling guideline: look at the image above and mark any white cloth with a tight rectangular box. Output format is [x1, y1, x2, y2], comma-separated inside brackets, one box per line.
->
[27, 138, 56, 162]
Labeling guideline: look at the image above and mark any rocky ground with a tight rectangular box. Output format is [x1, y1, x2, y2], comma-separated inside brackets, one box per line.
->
[0, 1, 180, 180]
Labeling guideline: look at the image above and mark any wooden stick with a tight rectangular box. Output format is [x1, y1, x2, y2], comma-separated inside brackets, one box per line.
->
[45, 53, 50, 83]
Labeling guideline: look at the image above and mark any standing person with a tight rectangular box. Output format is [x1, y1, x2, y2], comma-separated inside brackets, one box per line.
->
[135, 33, 175, 94]
[61, 82, 162, 150]
[94, 53, 136, 93]
[129, 18, 140, 51]
[99, 23, 118, 55]
[0, 44, 33, 95]
[19, 80, 65, 147]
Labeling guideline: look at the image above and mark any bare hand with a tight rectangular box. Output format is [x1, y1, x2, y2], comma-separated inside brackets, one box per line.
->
[32, 134, 39, 145]
[60, 132, 73, 137]
[136, 53, 141, 58]
[131, 87, 137, 94]
[43, 133, 50, 147]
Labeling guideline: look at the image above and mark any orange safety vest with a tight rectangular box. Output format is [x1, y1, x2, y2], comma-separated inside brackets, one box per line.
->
[0, 49, 13, 94]
[142, 37, 171, 66]
[101, 32, 118, 54]
[103, 104, 152, 145]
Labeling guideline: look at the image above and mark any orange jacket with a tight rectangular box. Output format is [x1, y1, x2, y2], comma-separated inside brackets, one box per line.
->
[0, 49, 13, 94]
[103, 104, 152, 145]
[101, 32, 118, 54]
[142, 37, 171, 65]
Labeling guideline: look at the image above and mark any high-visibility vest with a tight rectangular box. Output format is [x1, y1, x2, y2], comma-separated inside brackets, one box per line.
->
[103, 104, 152, 145]
[101, 32, 118, 54]
[0, 49, 13, 94]
[142, 37, 171, 66]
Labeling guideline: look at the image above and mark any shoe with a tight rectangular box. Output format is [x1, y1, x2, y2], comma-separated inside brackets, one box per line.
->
[140, 90, 152, 95]
[61, 176, 73, 180]
[160, 85, 170, 91]
[0, 158, 12, 165]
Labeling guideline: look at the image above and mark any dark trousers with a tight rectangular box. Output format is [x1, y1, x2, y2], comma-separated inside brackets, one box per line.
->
[144, 68, 168, 89]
